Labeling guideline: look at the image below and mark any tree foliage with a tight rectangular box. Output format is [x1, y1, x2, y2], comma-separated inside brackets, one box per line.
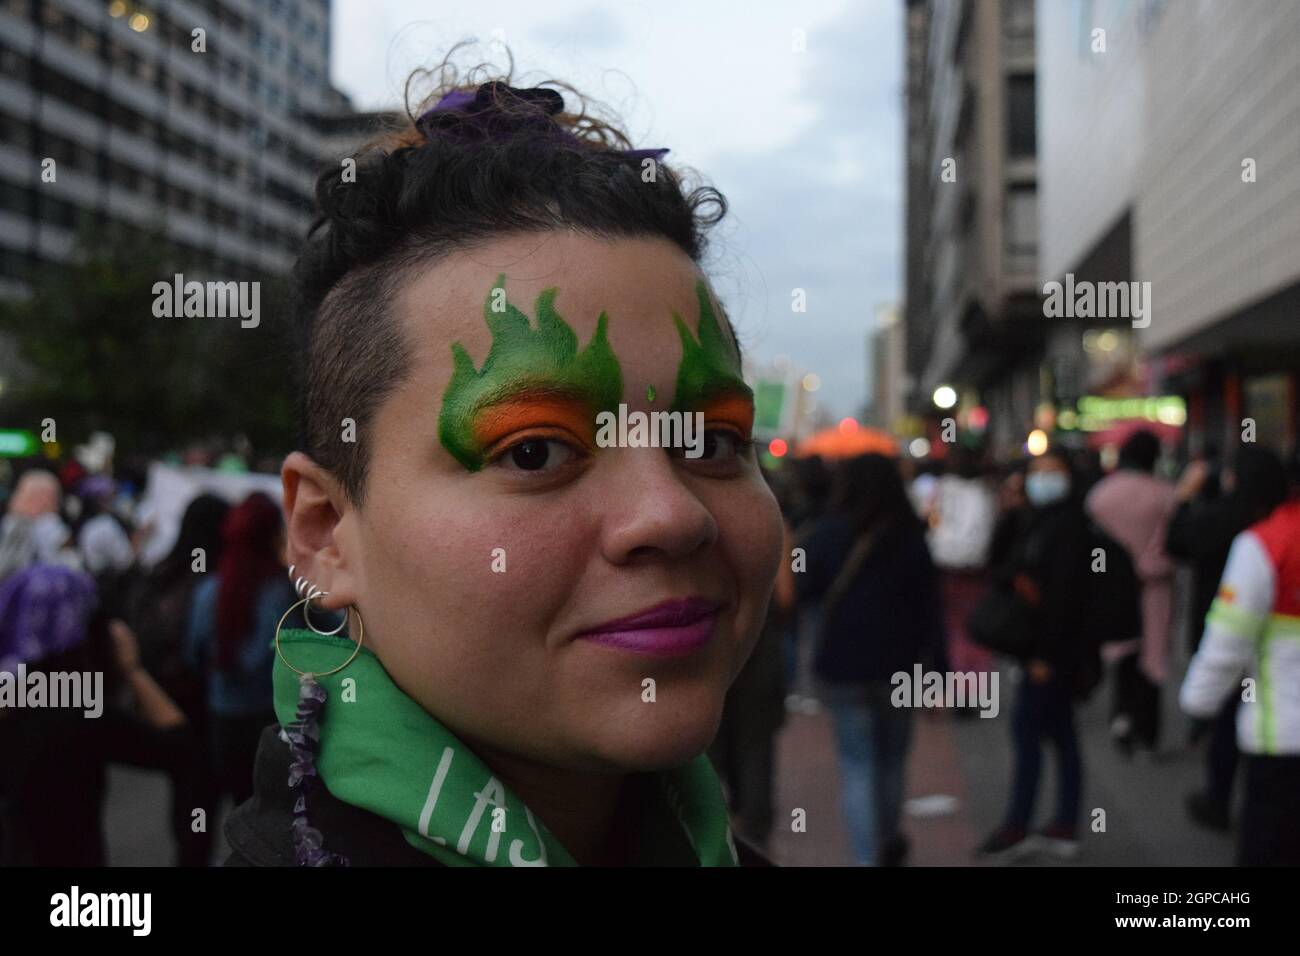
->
[0, 223, 296, 459]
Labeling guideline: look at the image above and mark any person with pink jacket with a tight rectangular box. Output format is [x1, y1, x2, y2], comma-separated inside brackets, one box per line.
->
[1085, 430, 1178, 755]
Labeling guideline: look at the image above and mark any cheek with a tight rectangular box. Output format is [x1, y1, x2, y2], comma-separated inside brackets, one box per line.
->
[714, 474, 783, 607]
[355, 486, 591, 661]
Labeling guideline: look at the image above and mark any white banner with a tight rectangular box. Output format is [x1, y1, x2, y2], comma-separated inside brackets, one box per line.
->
[134, 462, 282, 568]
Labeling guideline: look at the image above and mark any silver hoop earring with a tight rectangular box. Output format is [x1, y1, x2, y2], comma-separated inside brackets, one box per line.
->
[287, 564, 346, 636]
[288, 564, 327, 602]
[304, 600, 348, 637]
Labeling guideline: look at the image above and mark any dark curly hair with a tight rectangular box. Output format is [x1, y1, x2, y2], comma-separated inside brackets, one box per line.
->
[292, 48, 729, 504]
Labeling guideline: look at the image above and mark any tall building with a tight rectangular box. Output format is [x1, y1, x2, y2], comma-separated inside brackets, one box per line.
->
[0, 0, 355, 298]
[1038, 0, 1300, 455]
[903, 0, 1042, 456]
[865, 302, 907, 432]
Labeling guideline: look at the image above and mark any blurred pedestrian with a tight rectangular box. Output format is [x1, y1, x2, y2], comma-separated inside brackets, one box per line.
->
[1085, 430, 1178, 755]
[73, 475, 138, 619]
[125, 492, 231, 864]
[185, 492, 292, 805]
[0, 469, 75, 578]
[0, 563, 102, 865]
[926, 448, 997, 700]
[75, 475, 135, 579]
[130, 494, 230, 710]
[782, 453, 944, 865]
[988, 461, 1029, 571]
[974, 449, 1098, 861]
[1180, 452, 1300, 865]
[1167, 447, 1287, 831]
[908, 459, 942, 519]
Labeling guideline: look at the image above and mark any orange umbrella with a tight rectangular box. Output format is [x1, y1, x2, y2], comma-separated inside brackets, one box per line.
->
[794, 422, 899, 459]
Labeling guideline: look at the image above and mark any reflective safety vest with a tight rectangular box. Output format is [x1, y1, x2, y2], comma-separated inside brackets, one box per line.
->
[1180, 499, 1300, 754]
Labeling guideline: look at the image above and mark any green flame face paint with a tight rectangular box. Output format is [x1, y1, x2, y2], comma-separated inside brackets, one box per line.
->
[438, 276, 623, 472]
[670, 281, 751, 412]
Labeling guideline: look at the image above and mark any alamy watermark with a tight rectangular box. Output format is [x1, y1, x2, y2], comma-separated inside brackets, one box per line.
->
[0, 665, 103, 718]
[595, 403, 704, 458]
[891, 665, 1000, 718]
[1043, 273, 1151, 328]
[151, 273, 260, 328]
[50, 886, 151, 936]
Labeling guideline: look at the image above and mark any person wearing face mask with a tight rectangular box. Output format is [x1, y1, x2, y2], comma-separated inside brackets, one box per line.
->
[976, 448, 1094, 861]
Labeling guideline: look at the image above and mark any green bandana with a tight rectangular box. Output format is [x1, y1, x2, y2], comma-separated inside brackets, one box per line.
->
[272, 629, 740, 867]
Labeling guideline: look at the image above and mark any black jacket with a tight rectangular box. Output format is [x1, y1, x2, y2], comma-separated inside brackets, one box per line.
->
[1165, 496, 1252, 652]
[795, 514, 944, 682]
[225, 726, 774, 867]
[997, 498, 1092, 675]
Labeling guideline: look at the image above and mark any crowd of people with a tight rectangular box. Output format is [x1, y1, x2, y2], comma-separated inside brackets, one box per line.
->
[0, 455, 290, 866]
[713, 431, 1300, 868]
[2, 428, 1298, 868]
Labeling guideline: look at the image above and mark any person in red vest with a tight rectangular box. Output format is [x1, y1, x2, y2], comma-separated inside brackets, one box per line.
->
[1181, 451, 1300, 865]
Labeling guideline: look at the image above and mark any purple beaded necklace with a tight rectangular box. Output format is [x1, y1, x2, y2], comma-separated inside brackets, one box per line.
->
[278, 570, 361, 867]
[285, 673, 349, 867]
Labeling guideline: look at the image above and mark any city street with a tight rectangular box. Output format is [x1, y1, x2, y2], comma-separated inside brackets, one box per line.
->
[10, 0, 1291, 884]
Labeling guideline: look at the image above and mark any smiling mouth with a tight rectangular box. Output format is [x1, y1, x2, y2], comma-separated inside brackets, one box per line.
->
[574, 597, 722, 658]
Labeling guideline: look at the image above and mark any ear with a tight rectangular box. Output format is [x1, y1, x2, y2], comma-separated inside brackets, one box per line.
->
[281, 451, 358, 612]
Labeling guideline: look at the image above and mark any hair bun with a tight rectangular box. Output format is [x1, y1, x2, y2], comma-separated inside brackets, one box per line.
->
[416, 82, 568, 147]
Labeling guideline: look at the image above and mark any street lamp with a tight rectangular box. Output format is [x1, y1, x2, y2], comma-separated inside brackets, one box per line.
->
[933, 385, 957, 409]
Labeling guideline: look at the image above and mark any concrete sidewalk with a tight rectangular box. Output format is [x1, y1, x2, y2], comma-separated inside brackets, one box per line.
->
[762, 665, 1236, 866]
[766, 704, 979, 866]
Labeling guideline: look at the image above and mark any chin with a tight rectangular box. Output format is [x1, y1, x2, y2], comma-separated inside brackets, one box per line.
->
[583, 692, 726, 772]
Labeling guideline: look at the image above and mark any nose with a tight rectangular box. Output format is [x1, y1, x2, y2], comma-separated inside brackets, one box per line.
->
[597, 448, 718, 566]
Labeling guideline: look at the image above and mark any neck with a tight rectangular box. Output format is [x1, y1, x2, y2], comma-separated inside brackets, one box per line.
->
[464, 740, 629, 866]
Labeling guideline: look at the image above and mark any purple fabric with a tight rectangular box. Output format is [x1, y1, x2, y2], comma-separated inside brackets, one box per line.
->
[416, 81, 669, 161]
[0, 563, 97, 670]
[429, 88, 476, 113]
[76, 475, 115, 502]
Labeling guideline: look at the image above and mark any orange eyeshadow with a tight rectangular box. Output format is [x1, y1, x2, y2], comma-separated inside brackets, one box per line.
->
[471, 395, 597, 453]
[698, 393, 755, 435]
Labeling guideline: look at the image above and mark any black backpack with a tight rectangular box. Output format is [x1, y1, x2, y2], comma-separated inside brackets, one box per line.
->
[1073, 521, 1143, 698]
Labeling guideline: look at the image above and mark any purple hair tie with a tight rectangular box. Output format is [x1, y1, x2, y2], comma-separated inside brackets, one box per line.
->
[416, 81, 668, 162]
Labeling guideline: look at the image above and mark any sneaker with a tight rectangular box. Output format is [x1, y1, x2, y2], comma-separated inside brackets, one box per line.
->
[881, 833, 910, 867]
[1034, 823, 1080, 861]
[1185, 791, 1230, 832]
[975, 826, 1032, 861]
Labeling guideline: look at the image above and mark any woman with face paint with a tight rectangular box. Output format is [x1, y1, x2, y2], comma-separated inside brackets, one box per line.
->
[222, 55, 784, 867]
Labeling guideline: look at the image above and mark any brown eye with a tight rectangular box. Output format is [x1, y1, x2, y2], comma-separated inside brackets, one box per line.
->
[511, 439, 551, 470]
[492, 437, 578, 473]
[672, 429, 750, 463]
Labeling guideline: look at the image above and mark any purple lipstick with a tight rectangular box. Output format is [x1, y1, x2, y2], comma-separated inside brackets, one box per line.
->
[575, 597, 721, 657]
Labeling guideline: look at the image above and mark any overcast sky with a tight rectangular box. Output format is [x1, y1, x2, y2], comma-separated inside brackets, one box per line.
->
[331, 0, 902, 421]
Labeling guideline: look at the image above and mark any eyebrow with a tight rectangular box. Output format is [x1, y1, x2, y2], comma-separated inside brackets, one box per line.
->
[692, 379, 754, 402]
